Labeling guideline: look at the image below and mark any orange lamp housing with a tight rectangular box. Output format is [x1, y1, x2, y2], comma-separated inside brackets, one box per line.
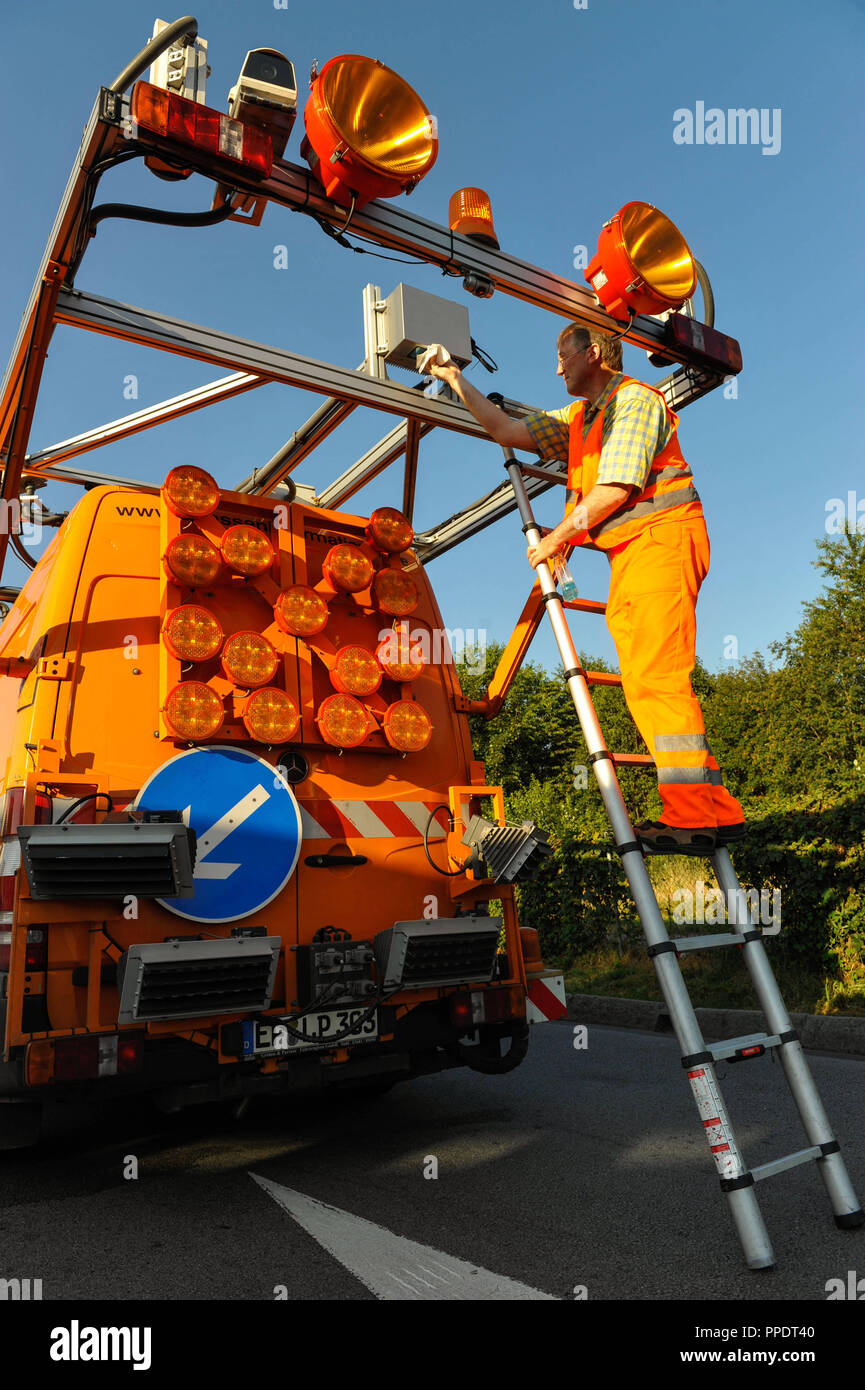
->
[274, 585, 329, 636]
[365, 507, 414, 554]
[376, 635, 425, 683]
[317, 693, 370, 748]
[585, 201, 697, 320]
[221, 631, 280, 688]
[163, 534, 223, 587]
[164, 681, 224, 740]
[301, 54, 438, 209]
[373, 568, 419, 617]
[220, 525, 275, 577]
[162, 465, 221, 518]
[322, 544, 374, 594]
[382, 700, 432, 752]
[243, 688, 300, 743]
[131, 81, 273, 176]
[448, 187, 499, 249]
[162, 605, 224, 662]
[330, 646, 383, 697]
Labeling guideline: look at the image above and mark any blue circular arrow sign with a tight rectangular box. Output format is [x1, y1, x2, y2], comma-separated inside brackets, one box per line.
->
[134, 747, 303, 923]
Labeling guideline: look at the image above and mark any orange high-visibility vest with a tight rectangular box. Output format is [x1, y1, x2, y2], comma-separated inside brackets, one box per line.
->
[564, 376, 703, 550]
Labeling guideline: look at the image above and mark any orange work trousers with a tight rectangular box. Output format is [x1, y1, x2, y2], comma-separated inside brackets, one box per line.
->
[603, 510, 744, 830]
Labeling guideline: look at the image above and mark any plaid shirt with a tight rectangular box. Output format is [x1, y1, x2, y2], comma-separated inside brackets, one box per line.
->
[522, 373, 672, 491]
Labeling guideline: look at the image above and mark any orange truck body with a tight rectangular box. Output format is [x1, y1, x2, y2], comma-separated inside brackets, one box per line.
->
[0, 477, 560, 1145]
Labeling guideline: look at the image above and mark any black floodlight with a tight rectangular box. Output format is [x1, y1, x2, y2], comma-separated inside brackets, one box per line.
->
[117, 936, 281, 1024]
[17, 822, 196, 900]
[461, 814, 552, 884]
[373, 918, 501, 991]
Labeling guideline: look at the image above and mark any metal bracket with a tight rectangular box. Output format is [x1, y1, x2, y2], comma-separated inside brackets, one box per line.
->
[37, 656, 72, 681]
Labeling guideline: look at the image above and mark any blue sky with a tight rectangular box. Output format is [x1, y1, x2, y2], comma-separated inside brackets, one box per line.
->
[1, 0, 862, 676]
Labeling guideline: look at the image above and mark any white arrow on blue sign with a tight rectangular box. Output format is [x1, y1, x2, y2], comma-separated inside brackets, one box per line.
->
[134, 747, 303, 923]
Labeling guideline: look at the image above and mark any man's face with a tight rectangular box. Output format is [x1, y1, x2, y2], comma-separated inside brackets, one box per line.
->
[556, 335, 595, 396]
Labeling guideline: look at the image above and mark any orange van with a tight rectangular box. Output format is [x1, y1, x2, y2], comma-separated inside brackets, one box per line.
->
[0, 470, 564, 1146]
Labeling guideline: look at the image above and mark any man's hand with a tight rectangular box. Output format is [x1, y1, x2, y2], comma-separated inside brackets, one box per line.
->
[415, 346, 535, 450]
[527, 529, 562, 569]
[417, 343, 456, 380]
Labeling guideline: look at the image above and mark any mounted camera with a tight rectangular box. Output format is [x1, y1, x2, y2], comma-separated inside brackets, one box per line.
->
[227, 48, 297, 159]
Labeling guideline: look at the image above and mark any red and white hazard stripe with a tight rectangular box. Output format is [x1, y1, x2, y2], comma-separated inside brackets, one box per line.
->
[299, 800, 450, 841]
[526, 972, 567, 1024]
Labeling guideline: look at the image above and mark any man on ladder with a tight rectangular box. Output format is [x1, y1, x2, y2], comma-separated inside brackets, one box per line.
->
[420, 324, 745, 856]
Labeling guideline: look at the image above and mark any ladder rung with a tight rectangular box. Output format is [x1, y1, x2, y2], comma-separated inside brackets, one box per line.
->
[672, 931, 753, 952]
[586, 671, 622, 687]
[751, 1146, 823, 1183]
[708, 1032, 782, 1062]
[562, 598, 606, 614]
[610, 753, 655, 767]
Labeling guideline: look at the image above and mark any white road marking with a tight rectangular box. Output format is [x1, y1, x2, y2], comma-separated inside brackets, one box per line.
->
[191, 784, 270, 880]
[250, 1175, 557, 1300]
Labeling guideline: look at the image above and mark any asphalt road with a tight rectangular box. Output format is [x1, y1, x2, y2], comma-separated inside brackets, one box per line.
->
[1, 1021, 863, 1303]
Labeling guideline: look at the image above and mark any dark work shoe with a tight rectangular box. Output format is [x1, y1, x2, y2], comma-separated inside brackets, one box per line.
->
[635, 820, 717, 856]
[715, 822, 747, 845]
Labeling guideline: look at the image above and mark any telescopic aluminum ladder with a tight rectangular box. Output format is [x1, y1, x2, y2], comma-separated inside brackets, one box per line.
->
[503, 448, 864, 1270]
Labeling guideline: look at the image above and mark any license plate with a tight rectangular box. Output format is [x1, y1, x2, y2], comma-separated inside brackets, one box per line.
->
[241, 1009, 378, 1057]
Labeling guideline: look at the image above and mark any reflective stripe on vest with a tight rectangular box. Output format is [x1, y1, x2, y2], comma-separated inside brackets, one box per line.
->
[565, 376, 703, 550]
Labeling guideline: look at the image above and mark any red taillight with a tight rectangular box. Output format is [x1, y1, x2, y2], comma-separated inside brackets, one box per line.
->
[449, 994, 474, 1029]
[1, 789, 52, 837]
[131, 82, 273, 176]
[480, 986, 525, 1023]
[0, 874, 15, 913]
[0, 928, 48, 972]
[450, 986, 524, 1029]
[54, 1035, 99, 1081]
[1, 793, 51, 914]
[24, 928, 46, 972]
[669, 313, 743, 374]
[53, 1034, 143, 1082]
[117, 1038, 144, 1074]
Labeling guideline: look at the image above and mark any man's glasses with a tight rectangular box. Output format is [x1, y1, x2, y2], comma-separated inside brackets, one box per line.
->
[557, 343, 591, 368]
